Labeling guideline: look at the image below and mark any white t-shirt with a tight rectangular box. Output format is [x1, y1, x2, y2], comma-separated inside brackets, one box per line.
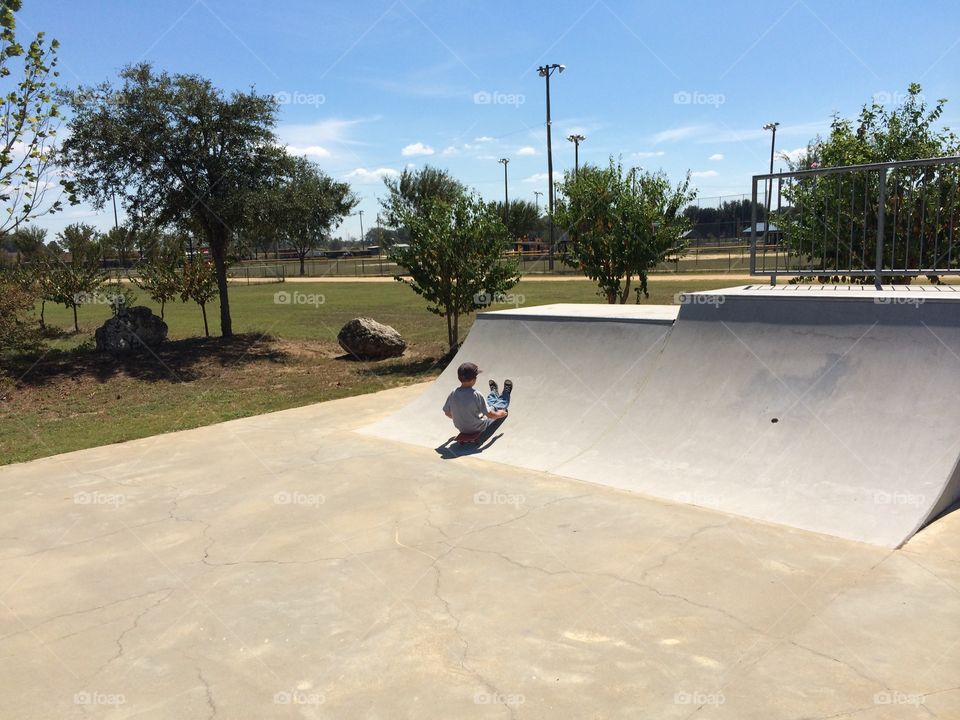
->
[442, 387, 490, 434]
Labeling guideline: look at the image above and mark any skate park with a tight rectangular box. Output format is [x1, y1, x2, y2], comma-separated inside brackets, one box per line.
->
[3, 279, 960, 718]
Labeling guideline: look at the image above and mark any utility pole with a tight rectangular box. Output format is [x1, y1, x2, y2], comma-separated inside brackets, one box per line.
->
[498, 158, 510, 226]
[762, 122, 779, 243]
[538, 63, 565, 270]
[567, 133, 585, 175]
[534, 190, 543, 214]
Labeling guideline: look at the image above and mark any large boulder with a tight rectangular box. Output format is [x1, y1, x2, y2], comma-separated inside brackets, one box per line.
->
[337, 317, 406, 360]
[95, 306, 168, 356]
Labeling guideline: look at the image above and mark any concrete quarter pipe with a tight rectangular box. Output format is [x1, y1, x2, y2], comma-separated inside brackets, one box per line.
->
[362, 286, 960, 547]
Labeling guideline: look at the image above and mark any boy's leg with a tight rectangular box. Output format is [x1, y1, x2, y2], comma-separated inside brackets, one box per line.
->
[500, 379, 513, 409]
[486, 391, 507, 411]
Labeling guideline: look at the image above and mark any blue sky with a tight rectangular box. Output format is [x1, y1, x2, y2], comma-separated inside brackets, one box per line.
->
[20, 0, 960, 241]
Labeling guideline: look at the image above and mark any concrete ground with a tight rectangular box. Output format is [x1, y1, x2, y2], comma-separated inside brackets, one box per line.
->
[1, 385, 958, 719]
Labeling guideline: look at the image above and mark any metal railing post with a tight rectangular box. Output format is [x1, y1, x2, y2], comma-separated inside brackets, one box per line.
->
[750, 178, 759, 279]
[875, 170, 886, 288]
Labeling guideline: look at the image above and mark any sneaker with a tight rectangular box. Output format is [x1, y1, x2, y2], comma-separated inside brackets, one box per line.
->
[489, 379, 499, 394]
[503, 379, 513, 396]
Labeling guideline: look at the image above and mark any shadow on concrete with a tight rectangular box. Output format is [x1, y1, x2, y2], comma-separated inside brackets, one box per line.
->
[435, 418, 506, 459]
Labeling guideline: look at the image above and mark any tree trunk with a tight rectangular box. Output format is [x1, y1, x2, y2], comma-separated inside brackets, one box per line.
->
[619, 275, 632, 304]
[200, 302, 209, 337]
[299, 253, 306, 276]
[72, 305, 78, 333]
[39, 300, 45, 329]
[208, 227, 233, 337]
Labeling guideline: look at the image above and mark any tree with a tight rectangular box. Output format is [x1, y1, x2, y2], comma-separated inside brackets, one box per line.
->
[0, 0, 76, 234]
[253, 155, 358, 275]
[180, 256, 218, 337]
[103, 225, 136, 267]
[381, 165, 465, 230]
[781, 84, 960, 275]
[134, 232, 183, 319]
[488, 199, 543, 243]
[391, 192, 519, 352]
[50, 222, 103, 331]
[0, 266, 39, 355]
[10, 223, 45, 262]
[555, 160, 695, 303]
[61, 63, 284, 337]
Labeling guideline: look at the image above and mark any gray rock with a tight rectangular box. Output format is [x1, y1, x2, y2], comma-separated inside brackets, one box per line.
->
[337, 317, 406, 360]
[95, 306, 168, 356]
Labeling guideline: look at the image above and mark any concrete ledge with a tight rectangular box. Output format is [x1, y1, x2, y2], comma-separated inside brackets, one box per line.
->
[481, 302, 679, 324]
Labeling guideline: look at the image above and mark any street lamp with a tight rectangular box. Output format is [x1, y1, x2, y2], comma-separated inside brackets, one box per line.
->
[762, 122, 779, 242]
[498, 158, 509, 225]
[538, 63, 565, 270]
[534, 190, 543, 214]
[567, 133, 585, 175]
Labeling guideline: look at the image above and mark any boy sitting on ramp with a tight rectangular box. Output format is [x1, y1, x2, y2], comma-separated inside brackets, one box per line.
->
[442, 362, 512, 443]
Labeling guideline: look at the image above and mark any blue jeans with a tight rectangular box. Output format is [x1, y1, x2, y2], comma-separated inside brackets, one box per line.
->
[486, 388, 511, 411]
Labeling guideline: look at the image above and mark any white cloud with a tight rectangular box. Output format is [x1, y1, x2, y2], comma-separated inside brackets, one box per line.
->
[779, 147, 807, 162]
[709, 153, 724, 161]
[653, 125, 705, 143]
[474, 136, 495, 143]
[634, 150, 665, 159]
[285, 144, 331, 158]
[442, 146, 458, 155]
[516, 146, 537, 156]
[691, 170, 719, 178]
[277, 118, 370, 148]
[523, 173, 549, 183]
[401, 142, 435, 157]
[345, 167, 399, 183]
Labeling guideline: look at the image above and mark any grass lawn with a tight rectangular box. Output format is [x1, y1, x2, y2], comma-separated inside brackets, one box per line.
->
[2, 277, 734, 465]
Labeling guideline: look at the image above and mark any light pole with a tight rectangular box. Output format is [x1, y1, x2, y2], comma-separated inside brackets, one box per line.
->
[498, 158, 509, 226]
[538, 63, 564, 270]
[534, 190, 543, 214]
[357, 209, 364, 247]
[567, 133, 585, 175]
[762, 122, 779, 241]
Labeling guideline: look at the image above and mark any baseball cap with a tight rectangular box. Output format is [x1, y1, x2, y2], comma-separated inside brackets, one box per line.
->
[457, 362, 480, 380]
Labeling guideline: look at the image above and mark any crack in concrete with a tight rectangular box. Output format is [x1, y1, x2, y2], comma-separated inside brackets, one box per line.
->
[90, 589, 176, 680]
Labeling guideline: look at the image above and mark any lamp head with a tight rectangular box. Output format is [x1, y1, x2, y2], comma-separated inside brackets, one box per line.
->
[763, 122, 780, 131]
[558, 64, 566, 73]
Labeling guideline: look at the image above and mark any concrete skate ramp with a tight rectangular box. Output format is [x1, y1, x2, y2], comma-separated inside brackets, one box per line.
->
[362, 287, 960, 547]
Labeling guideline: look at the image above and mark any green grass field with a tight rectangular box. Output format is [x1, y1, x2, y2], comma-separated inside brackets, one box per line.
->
[3, 277, 734, 464]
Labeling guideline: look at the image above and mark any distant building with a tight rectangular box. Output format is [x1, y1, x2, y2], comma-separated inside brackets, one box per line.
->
[741, 222, 782, 243]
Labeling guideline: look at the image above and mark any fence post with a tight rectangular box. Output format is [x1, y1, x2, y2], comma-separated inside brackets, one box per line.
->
[875, 170, 886, 288]
[750, 179, 760, 280]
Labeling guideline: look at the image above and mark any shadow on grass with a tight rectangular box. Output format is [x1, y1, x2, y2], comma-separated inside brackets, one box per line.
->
[2, 333, 288, 387]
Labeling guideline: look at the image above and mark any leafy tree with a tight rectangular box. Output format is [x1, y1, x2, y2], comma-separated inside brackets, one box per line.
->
[103, 225, 136, 267]
[555, 160, 695, 303]
[488, 199, 543, 243]
[60, 63, 284, 337]
[134, 231, 183, 319]
[381, 165, 465, 230]
[781, 84, 960, 275]
[0, 0, 76, 234]
[391, 192, 518, 352]
[0, 266, 39, 356]
[180, 257, 218, 337]
[10, 223, 45, 262]
[254, 155, 358, 275]
[50, 222, 104, 331]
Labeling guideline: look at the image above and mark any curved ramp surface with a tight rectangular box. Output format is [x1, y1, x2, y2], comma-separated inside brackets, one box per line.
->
[362, 289, 960, 547]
